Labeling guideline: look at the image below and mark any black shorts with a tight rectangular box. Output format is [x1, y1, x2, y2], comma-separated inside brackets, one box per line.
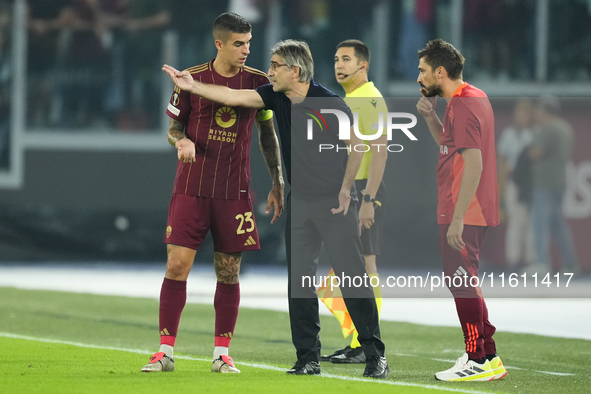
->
[355, 179, 387, 256]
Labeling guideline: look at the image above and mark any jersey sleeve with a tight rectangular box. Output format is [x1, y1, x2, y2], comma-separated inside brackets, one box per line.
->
[255, 84, 276, 111]
[254, 74, 273, 120]
[452, 103, 482, 151]
[166, 86, 191, 123]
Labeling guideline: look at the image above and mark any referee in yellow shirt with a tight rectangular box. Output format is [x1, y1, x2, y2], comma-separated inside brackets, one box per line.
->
[321, 39, 389, 364]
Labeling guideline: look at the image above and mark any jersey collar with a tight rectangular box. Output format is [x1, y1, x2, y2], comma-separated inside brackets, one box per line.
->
[452, 82, 469, 97]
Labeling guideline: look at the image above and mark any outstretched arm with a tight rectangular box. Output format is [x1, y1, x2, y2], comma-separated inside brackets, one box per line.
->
[256, 117, 284, 224]
[162, 64, 266, 109]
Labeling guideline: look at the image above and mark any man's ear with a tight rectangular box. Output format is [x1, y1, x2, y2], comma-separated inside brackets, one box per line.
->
[214, 39, 224, 51]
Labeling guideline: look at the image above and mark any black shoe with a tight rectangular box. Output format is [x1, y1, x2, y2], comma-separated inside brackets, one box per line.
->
[330, 346, 366, 364]
[320, 346, 350, 362]
[286, 360, 321, 375]
[363, 355, 389, 379]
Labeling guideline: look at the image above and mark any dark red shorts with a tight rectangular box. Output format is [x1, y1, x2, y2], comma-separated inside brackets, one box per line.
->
[439, 224, 488, 298]
[165, 193, 260, 253]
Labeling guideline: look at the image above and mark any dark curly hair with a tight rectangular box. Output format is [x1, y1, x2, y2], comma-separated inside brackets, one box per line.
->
[418, 39, 465, 80]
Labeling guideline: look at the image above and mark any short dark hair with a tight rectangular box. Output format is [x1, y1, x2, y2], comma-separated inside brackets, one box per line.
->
[337, 39, 370, 64]
[418, 39, 465, 80]
[213, 12, 252, 42]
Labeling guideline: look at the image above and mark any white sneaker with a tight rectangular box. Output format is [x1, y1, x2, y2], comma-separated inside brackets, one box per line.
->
[435, 353, 494, 381]
[141, 352, 175, 372]
[211, 355, 241, 373]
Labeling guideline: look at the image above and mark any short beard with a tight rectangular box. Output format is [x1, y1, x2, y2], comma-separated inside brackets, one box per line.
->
[422, 84, 443, 97]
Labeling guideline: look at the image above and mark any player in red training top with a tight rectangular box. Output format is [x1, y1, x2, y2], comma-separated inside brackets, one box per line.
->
[416, 39, 507, 382]
[141, 13, 283, 374]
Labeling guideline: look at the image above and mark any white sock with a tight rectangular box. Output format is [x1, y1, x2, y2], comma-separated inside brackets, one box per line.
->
[159, 344, 174, 358]
[213, 346, 229, 359]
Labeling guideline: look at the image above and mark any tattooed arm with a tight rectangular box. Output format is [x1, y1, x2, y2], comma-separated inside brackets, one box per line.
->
[256, 117, 284, 224]
[167, 118, 195, 163]
[257, 117, 283, 187]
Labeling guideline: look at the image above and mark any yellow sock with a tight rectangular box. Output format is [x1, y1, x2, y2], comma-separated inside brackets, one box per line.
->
[350, 274, 381, 348]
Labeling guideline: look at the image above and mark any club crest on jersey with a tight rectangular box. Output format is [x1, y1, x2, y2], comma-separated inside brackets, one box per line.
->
[166, 225, 172, 238]
[215, 107, 237, 128]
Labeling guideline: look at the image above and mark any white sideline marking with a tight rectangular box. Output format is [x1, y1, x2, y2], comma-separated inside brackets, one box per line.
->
[317, 372, 494, 393]
[1, 332, 496, 394]
[536, 371, 575, 376]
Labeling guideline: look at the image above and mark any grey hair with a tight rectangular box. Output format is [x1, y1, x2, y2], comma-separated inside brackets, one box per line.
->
[271, 39, 314, 82]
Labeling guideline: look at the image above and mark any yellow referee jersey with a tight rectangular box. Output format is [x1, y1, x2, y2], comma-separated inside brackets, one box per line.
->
[344, 82, 389, 180]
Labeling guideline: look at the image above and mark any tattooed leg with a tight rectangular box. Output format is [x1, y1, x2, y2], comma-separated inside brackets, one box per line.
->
[213, 252, 241, 354]
[214, 252, 242, 284]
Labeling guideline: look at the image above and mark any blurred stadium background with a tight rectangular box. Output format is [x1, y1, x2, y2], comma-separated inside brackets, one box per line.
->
[0, 0, 589, 274]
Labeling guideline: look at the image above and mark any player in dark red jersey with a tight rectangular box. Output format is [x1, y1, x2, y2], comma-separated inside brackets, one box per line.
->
[162, 39, 389, 380]
[141, 13, 283, 374]
[416, 39, 507, 382]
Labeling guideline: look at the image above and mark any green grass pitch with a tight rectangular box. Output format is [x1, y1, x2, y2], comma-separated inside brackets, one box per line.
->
[0, 287, 589, 393]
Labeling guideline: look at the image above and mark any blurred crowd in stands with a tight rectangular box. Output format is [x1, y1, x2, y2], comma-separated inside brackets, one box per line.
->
[0, 0, 589, 135]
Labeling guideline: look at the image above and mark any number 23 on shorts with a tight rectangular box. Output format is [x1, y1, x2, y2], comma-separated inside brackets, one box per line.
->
[235, 212, 254, 234]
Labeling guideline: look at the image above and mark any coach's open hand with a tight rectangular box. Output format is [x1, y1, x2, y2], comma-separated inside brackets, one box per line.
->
[163, 64, 195, 92]
[331, 188, 352, 215]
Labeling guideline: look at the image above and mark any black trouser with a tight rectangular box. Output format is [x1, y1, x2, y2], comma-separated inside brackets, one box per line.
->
[285, 193, 385, 362]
